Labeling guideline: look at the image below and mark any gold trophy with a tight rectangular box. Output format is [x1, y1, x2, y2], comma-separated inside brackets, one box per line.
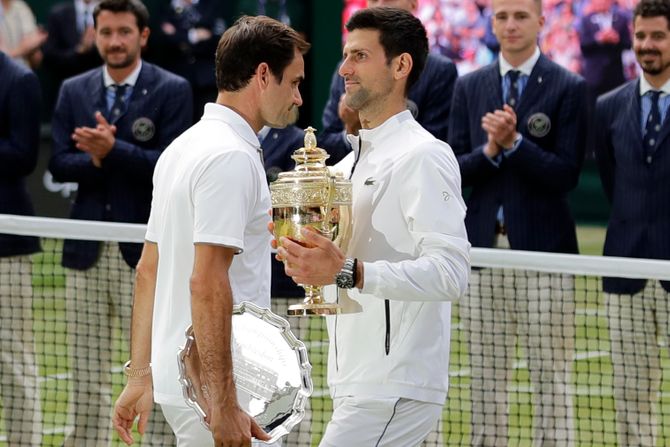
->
[270, 127, 352, 316]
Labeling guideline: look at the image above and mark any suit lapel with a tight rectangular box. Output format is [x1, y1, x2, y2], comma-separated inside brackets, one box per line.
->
[625, 80, 644, 157]
[484, 63, 503, 112]
[90, 69, 107, 118]
[516, 55, 548, 120]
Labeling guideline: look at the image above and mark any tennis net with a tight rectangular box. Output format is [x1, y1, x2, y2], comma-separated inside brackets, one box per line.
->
[0, 214, 669, 446]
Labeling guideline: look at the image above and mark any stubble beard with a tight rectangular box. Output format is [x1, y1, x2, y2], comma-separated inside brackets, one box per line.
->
[345, 87, 370, 111]
[104, 49, 135, 69]
[640, 59, 670, 76]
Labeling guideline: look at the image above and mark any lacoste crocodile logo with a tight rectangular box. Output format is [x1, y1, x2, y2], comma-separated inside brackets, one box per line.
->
[364, 177, 376, 185]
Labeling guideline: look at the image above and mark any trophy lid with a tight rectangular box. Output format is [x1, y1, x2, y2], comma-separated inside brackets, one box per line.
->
[270, 126, 331, 191]
[270, 127, 351, 207]
[289, 126, 330, 171]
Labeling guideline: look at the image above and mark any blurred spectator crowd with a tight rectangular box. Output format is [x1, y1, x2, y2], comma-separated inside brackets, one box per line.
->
[345, 0, 638, 89]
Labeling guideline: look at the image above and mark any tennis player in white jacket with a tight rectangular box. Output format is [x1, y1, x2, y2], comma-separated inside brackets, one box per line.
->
[276, 6, 470, 446]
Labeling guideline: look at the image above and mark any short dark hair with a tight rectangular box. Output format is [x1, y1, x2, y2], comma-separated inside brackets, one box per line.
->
[346, 7, 428, 93]
[93, 0, 150, 31]
[215, 16, 310, 92]
[634, 0, 670, 26]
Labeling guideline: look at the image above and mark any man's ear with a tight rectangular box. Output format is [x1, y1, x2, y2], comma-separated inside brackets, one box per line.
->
[256, 62, 271, 89]
[393, 53, 413, 81]
[140, 27, 150, 48]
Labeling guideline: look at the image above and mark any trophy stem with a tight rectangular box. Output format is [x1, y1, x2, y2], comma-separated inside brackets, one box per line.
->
[287, 285, 341, 316]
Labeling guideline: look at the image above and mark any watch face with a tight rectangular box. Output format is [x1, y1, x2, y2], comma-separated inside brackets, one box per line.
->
[336, 258, 355, 289]
[336, 273, 354, 289]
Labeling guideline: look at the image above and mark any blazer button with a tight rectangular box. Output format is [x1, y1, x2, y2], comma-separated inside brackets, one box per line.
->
[105, 204, 112, 211]
[647, 155, 653, 164]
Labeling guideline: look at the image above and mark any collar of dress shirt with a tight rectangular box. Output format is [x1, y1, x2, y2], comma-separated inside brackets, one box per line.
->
[355, 110, 413, 153]
[103, 60, 143, 88]
[74, 0, 87, 19]
[499, 46, 540, 77]
[202, 103, 263, 152]
[639, 74, 670, 97]
[75, 1, 96, 25]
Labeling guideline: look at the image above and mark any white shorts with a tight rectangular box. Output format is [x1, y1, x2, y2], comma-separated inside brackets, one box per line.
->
[160, 404, 281, 447]
[319, 396, 442, 447]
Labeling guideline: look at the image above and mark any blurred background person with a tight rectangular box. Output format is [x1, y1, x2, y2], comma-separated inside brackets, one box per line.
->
[154, 0, 226, 122]
[594, 0, 670, 444]
[449, 0, 589, 443]
[579, 0, 632, 97]
[43, 0, 102, 90]
[0, 49, 43, 447]
[0, 0, 47, 69]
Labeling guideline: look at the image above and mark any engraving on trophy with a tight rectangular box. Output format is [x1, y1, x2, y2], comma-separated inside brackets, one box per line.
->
[270, 127, 354, 316]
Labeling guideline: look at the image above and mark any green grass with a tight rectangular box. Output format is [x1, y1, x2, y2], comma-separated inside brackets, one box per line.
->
[7, 227, 670, 446]
[576, 225, 606, 256]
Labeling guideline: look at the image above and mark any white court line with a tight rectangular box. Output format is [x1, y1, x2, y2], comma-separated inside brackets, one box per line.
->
[40, 350, 611, 383]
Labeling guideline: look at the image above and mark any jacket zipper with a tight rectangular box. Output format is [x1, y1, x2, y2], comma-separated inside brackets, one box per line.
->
[384, 299, 390, 355]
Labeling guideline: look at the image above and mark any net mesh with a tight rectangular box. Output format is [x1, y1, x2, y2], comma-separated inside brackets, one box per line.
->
[1, 214, 670, 446]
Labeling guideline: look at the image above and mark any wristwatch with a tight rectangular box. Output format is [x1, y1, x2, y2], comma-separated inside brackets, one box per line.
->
[335, 258, 357, 289]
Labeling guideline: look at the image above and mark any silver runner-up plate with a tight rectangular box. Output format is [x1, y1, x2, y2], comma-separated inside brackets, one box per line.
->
[177, 301, 313, 444]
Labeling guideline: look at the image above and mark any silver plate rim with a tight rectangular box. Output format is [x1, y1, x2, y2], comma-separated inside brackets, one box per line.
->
[177, 301, 313, 444]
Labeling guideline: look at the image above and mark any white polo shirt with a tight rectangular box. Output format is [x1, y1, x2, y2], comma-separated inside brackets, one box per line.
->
[146, 103, 272, 406]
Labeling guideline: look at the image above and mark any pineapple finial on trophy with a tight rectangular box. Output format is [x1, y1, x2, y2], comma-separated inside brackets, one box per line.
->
[304, 126, 317, 151]
[291, 127, 329, 168]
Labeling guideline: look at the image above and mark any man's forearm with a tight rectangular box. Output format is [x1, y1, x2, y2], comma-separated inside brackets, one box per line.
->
[190, 243, 238, 408]
[190, 271, 237, 405]
[129, 242, 158, 369]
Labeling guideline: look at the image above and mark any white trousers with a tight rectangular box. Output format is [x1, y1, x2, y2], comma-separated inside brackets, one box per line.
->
[319, 396, 442, 447]
[606, 280, 670, 447]
[0, 255, 41, 446]
[63, 242, 174, 446]
[161, 404, 280, 447]
[462, 235, 575, 447]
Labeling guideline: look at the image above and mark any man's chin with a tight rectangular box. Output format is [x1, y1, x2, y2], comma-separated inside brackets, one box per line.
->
[105, 58, 133, 69]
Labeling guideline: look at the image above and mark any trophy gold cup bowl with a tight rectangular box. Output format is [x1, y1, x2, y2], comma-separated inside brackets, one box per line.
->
[270, 127, 352, 316]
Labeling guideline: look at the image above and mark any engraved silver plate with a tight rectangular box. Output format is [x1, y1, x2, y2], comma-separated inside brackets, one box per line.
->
[177, 301, 312, 444]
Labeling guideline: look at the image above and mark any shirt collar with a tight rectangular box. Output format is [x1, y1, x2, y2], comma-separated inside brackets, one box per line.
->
[499, 46, 540, 77]
[357, 110, 414, 143]
[75, 1, 96, 25]
[74, 0, 87, 17]
[202, 103, 263, 151]
[103, 61, 142, 88]
[639, 75, 670, 97]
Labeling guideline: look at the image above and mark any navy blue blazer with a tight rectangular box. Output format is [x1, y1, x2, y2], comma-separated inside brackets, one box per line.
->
[0, 52, 41, 257]
[449, 54, 588, 253]
[578, 9, 631, 97]
[595, 79, 670, 293]
[262, 125, 305, 298]
[49, 62, 192, 270]
[155, 0, 225, 89]
[319, 52, 457, 164]
[43, 2, 102, 81]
